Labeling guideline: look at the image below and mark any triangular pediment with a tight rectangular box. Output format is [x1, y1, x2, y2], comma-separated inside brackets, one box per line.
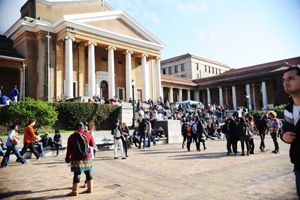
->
[84, 18, 150, 42]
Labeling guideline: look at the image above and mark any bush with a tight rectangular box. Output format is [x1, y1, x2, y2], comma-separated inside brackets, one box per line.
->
[0, 97, 58, 131]
[52, 102, 119, 130]
[250, 104, 285, 119]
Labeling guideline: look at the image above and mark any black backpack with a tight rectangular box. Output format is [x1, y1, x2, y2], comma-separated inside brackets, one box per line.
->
[74, 132, 90, 158]
[182, 123, 188, 136]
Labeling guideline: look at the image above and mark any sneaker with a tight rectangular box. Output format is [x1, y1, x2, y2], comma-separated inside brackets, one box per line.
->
[37, 156, 41, 161]
[122, 157, 127, 159]
[126, 155, 129, 157]
[204, 147, 207, 150]
[182, 144, 184, 148]
[114, 157, 118, 159]
[23, 160, 29, 164]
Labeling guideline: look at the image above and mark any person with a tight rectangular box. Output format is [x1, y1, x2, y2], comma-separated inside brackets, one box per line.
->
[138, 119, 147, 149]
[19, 119, 42, 160]
[137, 99, 141, 111]
[122, 123, 130, 157]
[88, 99, 93, 103]
[157, 126, 166, 138]
[281, 65, 300, 198]
[255, 115, 268, 152]
[12, 85, 19, 103]
[229, 118, 239, 155]
[41, 132, 53, 148]
[268, 111, 280, 154]
[0, 138, 5, 157]
[191, 118, 200, 151]
[0, 85, 2, 104]
[53, 129, 62, 156]
[33, 132, 45, 157]
[65, 122, 95, 196]
[247, 116, 255, 154]
[132, 127, 139, 147]
[146, 119, 156, 147]
[1, 94, 10, 105]
[1, 124, 28, 167]
[111, 119, 126, 159]
[197, 120, 206, 151]
[223, 119, 231, 155]
[238, 117, 250, 156]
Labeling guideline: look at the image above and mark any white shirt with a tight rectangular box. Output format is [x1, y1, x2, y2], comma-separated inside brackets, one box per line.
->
[157, 113, 162, 120]
[293, 105, 300, 126]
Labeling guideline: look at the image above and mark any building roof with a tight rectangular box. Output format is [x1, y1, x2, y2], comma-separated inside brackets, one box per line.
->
[161, 75, 197, 86]
[161, 53, 230, 68]
[0, 35, 24, 60]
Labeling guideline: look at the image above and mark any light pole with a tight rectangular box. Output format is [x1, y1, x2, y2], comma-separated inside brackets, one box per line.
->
[246, 94, 250, 114]
[132, 80, 136, 128]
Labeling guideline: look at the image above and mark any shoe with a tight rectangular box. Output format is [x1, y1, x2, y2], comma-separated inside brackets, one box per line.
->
[114, 157, 118, 159]
[241, 154, 245, 156]
[55, 154, 59, 157]
[273, 150, 279, 154]
[247, 153, 250, 156]
[67, 183, 79, 196]
[122, 157, 127, 159]
[22, 160, 29, 164]
[143, 147, 147, 149]
[188, 149, 191, 151]
[204, 147, 207, 150]
[16, 159, 20, 163]
[126, 155, 129, 157]
[227, 152, 229, 156]
[182, 144, 184, 148]
[250, 152, 254, 154]
[37, 156, 41, 161]
[86, 180, 93, 193]
[271, 150, 276, 153]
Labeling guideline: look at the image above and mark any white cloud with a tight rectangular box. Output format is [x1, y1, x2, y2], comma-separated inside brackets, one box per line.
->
[178, 1, 207, 15]
[143, 11, 161, 26]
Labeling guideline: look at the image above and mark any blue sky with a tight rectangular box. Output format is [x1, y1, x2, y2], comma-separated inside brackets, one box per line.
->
[1, 0, 300, 69]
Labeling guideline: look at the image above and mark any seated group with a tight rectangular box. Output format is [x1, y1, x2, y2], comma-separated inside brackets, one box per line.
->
[34, 129, 62, 157]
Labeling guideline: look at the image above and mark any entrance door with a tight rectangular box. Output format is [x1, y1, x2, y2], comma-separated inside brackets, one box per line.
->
[73, 82, 76, 98]
[137, 89, 142, 102]
[100, 81, 108, 100]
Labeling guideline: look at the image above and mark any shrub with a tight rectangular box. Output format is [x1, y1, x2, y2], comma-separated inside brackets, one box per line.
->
[0, 97, 58, 131]
[250, 104, 285, 119]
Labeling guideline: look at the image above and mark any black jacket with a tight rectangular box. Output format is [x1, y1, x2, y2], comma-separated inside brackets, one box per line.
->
[229, 122, 239, 142]
[282, 97, 300, 171]
[111, 123, 123, 139]
[238, 122, 250, 141]
[138, 122, 147, 135]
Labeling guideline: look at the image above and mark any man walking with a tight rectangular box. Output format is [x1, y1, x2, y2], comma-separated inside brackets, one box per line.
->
[12, 85, 19, 103]
[111, 119, 126, 159]
[281, 66, 300, 197]
[255, 115, 268, 152]
[19, 119, 41, 160]
[138, 119, 147, 149]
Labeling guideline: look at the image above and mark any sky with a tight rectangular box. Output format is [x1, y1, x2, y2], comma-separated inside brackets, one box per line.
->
[0, 0, 300, 69]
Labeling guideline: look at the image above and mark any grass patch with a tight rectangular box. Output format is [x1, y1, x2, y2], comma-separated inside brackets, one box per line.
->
[0, 130, 75, 137]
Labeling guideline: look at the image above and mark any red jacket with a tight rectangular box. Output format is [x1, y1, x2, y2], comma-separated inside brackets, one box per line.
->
[65, 130, 95, 163]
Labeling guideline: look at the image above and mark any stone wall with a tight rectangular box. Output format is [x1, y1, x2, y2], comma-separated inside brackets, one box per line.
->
[152, 120, 181, 144]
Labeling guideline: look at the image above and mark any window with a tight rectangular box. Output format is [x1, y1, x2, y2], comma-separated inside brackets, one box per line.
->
[258, 84, 262, 93]
[181, 64, 185, 71]
[212, 67, 214, 74]
[219, 69, 221, 74]
[162, 69, 166, 74]
[85, 54, 88, 58]
[205, 65, 207, 72]
[196, 73, 199, 78]
[169, 67, 172, 74]
[181, 75, 185, 78]
[208, 66, 210, 73]
[196, 63, 199, 70]
[102, 57, 107, 62]
[175, 65, 178, 73]
[118, 61, 122, 64]
[118, 88, 125, 100]
[216, 69, 218, 74]
[138, 62, 141, 65]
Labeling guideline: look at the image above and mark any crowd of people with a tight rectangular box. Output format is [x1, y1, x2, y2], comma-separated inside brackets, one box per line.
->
[0, 85, 19, 105]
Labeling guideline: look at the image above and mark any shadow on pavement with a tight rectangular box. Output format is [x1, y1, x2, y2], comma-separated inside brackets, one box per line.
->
[1, 188, 69, 199]
[169, 152, 228, 160]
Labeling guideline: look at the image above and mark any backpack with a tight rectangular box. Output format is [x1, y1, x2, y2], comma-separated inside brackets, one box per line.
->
[187, 126, 192, 136]
[74, 132, 90, 158]
[113, 125, 122, 138]
[182, 123, 188, 136]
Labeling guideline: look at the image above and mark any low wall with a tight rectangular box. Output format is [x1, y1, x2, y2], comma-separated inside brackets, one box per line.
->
[152, 120, 181, 144]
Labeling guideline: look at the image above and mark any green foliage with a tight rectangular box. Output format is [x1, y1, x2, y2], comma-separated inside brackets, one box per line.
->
[0, 97, 58, 130]
[51, 102, 119, 130]
[250, 104, 286, 119]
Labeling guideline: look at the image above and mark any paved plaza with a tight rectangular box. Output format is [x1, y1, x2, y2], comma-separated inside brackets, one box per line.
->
[0, 136, 298, 200]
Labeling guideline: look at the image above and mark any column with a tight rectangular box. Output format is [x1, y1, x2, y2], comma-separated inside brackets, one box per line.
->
[20, 67, 23, 101]
[225, 87, 228, 104]
[161, 87, 164, 103]
[195, 90, 199, 101]
[262, 81, 268, 110]
[63, 35, 75, 99]
[140, 53, 149, 101]
[124, 50, 133, 101]
[232, 85, 237, 110]
[246, 84, 252, 111]
[106, 46, 116, 99]
[86, 41, 97, 97]
[206, 88, 211, 106]
[179, 89, 182, 102]
[169, 87, 173, 103]
[156, 57, 161, 102]
[252, 83, 256, 110]
[218, 87, 223, 106]
[187, 90, 191, 100]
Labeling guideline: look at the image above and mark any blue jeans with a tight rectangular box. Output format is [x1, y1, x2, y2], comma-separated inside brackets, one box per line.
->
[12, 96, 18, 102]
[139, 134, 146, 149]
[217, 117, 222, 123]
[0, 146, 5, 156]
[34, 143, 44, 155]
[1, 145, 27, 167]
[295, 168, 300, 198]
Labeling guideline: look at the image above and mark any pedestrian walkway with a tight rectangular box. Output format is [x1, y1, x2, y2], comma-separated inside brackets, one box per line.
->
[0, 136, 297, 199]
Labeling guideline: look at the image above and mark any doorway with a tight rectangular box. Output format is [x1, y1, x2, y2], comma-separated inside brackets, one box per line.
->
[100, 81, 108, 100]
[137, 89, 142, 102]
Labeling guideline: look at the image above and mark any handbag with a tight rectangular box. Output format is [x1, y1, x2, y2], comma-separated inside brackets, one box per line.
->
[200, 133, 206, 141]
[244, 126, 252, 138]
[12, 136, 22, 146]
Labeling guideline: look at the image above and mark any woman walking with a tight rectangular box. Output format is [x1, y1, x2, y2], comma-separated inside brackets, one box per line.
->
[65, 122, 95, 196]
[122, 123, 130, 157]
[228, 118, 239, 155]
[238, 117, 251, 156]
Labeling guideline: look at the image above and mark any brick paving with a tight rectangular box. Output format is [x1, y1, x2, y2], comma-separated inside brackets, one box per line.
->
[0, 136, 298, 200]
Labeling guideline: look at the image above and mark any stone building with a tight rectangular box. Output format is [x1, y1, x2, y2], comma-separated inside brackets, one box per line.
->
[2, 0, 165, 102]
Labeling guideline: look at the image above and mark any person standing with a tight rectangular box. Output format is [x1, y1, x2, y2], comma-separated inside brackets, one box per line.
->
[238, 117, 250, 156]
[65, 122, 95, 196]
[228, 118, 239, 155]
[122, 123, 130, 157]
[1, 124, 28, 167]
[255, 115, 268, 152]
[11, 85, 19, 103]
[247, 116, 255, 154]
[138, 119, 147, 149]
[146, 119, 155, 147]
[0, 85, 2, 104]
[197, 120, 206, 151]
[267, 111, 280, 154]
[191, 118, 200, 151]
[181, 118, 188, 148]
[53, 130, 63, 156]
[281, 66, 300, 198]
[111, 119, 126, 159]
[19, 119, 41, 160]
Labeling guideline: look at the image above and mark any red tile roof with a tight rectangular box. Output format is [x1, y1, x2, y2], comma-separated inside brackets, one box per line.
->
[161, 75, 197, 85]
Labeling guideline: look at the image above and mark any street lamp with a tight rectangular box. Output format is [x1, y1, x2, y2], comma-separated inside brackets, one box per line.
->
[132, 80, 136, 128]
[246, 94, 250, 113]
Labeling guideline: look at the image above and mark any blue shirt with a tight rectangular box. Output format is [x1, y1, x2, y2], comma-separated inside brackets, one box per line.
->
[1, 96, 9, 104]
[12, 88, 19, 97]
[6, 130, 17, 147]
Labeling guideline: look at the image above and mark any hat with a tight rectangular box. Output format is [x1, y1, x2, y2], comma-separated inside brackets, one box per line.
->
[268, 111, 277, 118]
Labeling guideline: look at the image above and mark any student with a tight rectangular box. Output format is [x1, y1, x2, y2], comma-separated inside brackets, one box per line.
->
[53, 130, 62, 156]
[111, 119, 126, 159]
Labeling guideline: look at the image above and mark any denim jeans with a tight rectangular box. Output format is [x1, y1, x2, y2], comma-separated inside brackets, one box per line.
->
[271, 132, 279, 151]
[139, 134, 146, 149]
[34, 143, 44, 155]
[1, 145, 27, 167]
[295, 168, 300, 199]
[20, 142, 40, 159]
[12, 96, 18, 102]
[0, 146, 5, 156]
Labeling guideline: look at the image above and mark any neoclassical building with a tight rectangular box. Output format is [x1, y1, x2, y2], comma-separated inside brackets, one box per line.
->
[2, 0, 165, 102]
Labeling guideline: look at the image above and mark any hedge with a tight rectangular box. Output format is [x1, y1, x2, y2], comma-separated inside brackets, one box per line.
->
[250, 104, 285, 119]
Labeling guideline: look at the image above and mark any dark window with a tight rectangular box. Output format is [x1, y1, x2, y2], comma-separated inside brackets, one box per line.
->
[219, 69, 221, 74]
[181, 64, 185, 71]
[244, 85, 246, 94]
[181, 75, 185, 78]
[212, 67, 214, 74]
[37, 73, 39, 84]
[138, 62, 141, 65]
[169, 67, 172, 74]
[85, 54, 88, 59]
[162, 69, 166, 74]
[258, 84, 262, 93]
[175, 65, 178, 73]
[196, 63, 199, 70]
[216, 69, 218, 74]
[274, 81, 277, 91]
[205, 65, 207, 72]
[208, 66, 210, 73]
[102, 57, 107, 62]
[118, 61, 122, 64]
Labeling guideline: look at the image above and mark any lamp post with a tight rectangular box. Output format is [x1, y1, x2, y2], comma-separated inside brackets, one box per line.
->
[246, 94, 250, 114]
[132, 80, 136, 128]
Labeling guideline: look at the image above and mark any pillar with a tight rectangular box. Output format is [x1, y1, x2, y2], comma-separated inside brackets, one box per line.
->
[232, 85, 237, 110]
[140, 53, 149, 101]
[63, 35, 75, 99]
[179, 89, 182, 102]
[252, 83, 256, 110]
[87, 41, 97, 97]
[124, 50, 133, 101]
[195, 90, 199, 101]
[20, 67, 23, 101]
[246, 84, 252, 111]
[218, 87, 223, 106]
[262, 81, 268, 110]
[187, 90, 191, 100]
[206, 88, 211, 106]
[169, 88, 174, 103]
[156, 57, 161, 102]
[106, 46, 116, 99]
[225, 87, 228, 104]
